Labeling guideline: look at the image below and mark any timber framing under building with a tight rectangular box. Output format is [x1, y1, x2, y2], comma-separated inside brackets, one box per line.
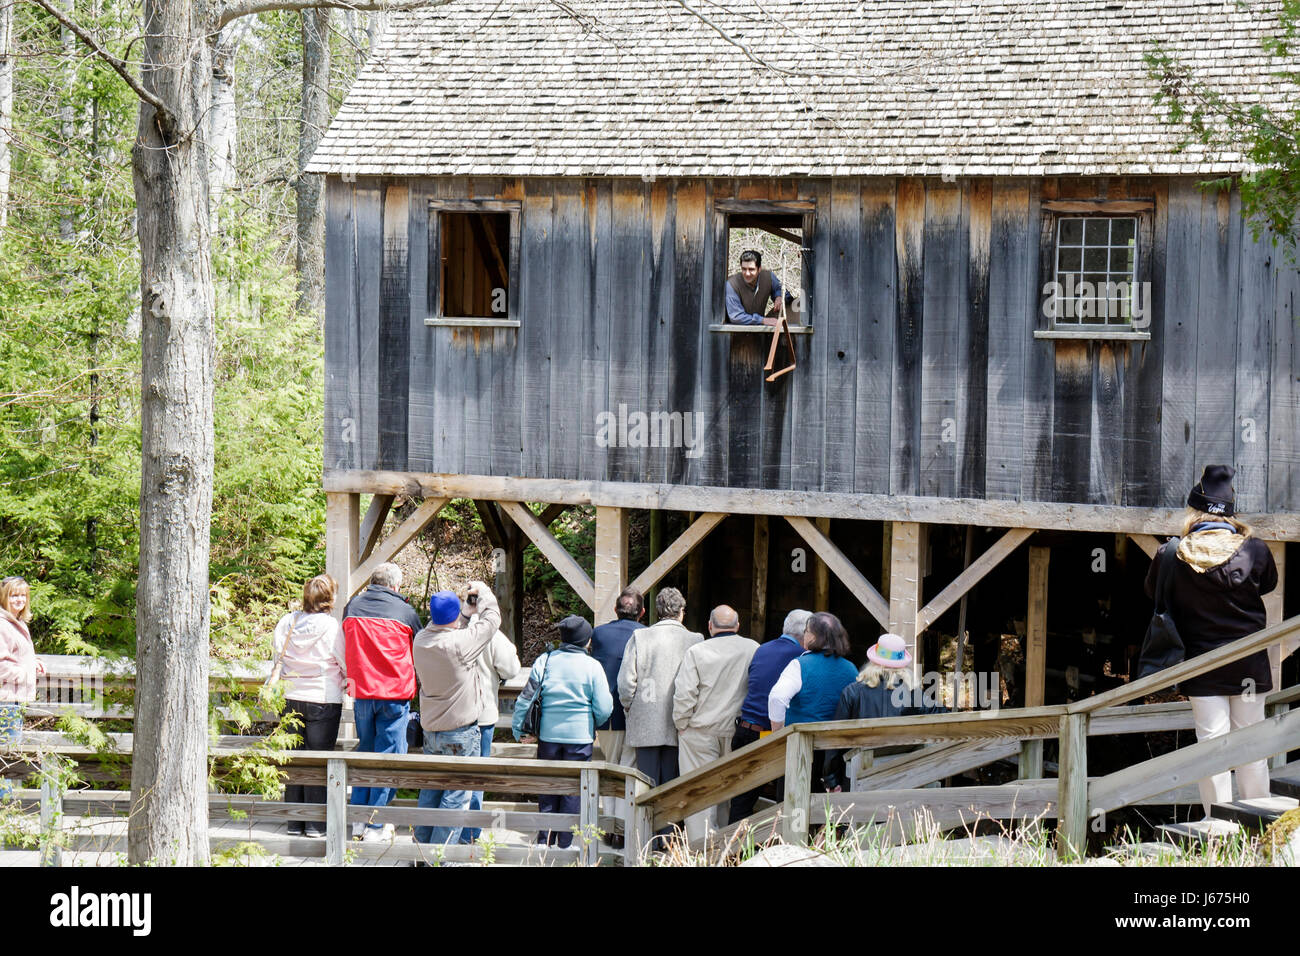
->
[308, 0, 1300, 706]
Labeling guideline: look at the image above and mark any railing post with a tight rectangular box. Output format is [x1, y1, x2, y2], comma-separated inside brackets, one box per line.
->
[579, 768, 600, 866]
[781, 731, 813, 846]
[39, 754, 62, 868]
[326, 758, 347, 866]
[1019, 739, 1043, 779]
[1266, 700, 1287, 770]
[624, 776, 650, 866]
[1056, 713, 1088, 861]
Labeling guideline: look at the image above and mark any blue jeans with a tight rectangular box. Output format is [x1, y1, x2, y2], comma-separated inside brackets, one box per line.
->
[350, 698, 409, 826]
[414, 722, 480, 845]
[459, 724, 495, 843]
[0, 703, 23, 800]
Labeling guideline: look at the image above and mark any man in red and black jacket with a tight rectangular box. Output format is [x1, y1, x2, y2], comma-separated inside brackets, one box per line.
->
[342, 561, 423, 841]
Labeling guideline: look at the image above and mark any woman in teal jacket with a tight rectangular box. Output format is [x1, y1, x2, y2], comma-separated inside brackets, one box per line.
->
[513, 615, 613, 848]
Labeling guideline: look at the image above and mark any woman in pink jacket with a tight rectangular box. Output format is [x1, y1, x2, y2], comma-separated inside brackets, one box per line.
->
[0, 576, 44, 798]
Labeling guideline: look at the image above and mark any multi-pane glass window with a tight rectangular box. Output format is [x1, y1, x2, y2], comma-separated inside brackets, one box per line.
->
[1053, 217, 1137, 324]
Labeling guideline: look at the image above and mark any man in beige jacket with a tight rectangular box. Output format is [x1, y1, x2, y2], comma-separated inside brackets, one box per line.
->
[672, 605, 758, 842]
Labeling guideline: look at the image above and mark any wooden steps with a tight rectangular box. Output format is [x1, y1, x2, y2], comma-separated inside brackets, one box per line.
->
[1268, 761, 1300, 799]
[1209, 796, 1297, 831]
[1156, 817, 1243, 846]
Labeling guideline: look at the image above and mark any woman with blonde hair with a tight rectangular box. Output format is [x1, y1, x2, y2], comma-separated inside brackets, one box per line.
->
[1142, 465, 1278, 818]
[0, 576, 44, 798]
[822, 633, 946, 792]
[271, 573, 348, 837]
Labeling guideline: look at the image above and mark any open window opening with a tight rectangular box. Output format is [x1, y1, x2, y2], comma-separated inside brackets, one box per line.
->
[725, 212, 806, 325]
[439, 210, 512, 319]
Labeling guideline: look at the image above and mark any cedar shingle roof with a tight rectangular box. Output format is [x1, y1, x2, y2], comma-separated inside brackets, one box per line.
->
[307, 0, 1288, 177]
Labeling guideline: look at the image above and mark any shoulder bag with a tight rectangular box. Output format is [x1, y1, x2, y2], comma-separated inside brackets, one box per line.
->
[519, 652, 552, 738]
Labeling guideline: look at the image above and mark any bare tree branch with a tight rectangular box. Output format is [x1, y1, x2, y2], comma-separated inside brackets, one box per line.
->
[216, 0, 449, 31]
[663, 0, 796, 77]
[23, 0, 174, 126]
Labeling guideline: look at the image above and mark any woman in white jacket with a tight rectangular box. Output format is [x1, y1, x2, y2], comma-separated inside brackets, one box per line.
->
[0, 576, 44, 798]
[272, 574, 347, 837]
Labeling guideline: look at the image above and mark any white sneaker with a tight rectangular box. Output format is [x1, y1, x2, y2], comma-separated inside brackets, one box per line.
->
[363, 824, 395, 843]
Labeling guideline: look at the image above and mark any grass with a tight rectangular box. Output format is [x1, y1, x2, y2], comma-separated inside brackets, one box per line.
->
[639, 803, 1283, 867]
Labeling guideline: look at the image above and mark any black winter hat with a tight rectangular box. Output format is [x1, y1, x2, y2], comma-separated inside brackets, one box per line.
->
[1188, 465, 1236, 517]
[557, 614, 593, 646]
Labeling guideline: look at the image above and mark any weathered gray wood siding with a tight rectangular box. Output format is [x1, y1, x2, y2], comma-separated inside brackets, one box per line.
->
[323, 175, 1300, 512]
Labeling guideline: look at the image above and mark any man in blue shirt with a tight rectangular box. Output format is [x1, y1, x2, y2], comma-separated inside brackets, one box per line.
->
[725, 249, 785, 325]
[727, 608, 811, 824]
[589, 586, 646, 844]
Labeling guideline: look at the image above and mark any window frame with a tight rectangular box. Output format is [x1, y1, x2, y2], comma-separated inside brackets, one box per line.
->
[1033, 198, 1155, 342]
[425, 199, 522, 328]
[710, 198, 816, 334]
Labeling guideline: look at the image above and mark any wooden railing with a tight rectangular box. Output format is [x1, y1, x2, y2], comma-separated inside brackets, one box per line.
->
[2, 746, 652, 867]
[635, 614, 1300, 859]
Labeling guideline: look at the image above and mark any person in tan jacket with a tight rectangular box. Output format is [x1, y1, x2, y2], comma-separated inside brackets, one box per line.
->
[672, 605, 758, 841]
[617, 587, 703, 787]
[411, 580, 500, 846]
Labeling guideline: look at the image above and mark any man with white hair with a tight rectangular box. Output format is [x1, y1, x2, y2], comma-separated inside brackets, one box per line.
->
[673, 605, 758, 841]
[341, 562, 422, 841]
[727, 608, 811, 824]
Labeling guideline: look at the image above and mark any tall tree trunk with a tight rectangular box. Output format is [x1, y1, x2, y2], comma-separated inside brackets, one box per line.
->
[209, 30, 237, 236]
[296, 7, 329, 316]
[128, 0, 215, 867]
[0, 0, 13, 235]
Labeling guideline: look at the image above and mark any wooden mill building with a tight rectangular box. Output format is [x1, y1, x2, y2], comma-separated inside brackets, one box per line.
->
[308, 0, 1299, 706]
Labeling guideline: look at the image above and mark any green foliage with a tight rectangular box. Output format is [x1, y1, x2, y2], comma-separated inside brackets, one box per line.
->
[1147, 1, 1300, 253]
[0, 0, 334, 659]
[523, 505, 595, 620]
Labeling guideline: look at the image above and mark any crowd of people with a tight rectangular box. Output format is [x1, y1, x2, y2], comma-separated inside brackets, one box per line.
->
[0, 465, 1282, 843]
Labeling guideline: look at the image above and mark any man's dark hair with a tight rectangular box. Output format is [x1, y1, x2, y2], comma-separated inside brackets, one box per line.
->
[739, 249, 762, 268]
[615, 587, 644, 620]
[805, 611, 850, 658]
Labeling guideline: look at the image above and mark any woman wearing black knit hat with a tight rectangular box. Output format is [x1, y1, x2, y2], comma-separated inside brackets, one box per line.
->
[1142, 465, 1278, 818]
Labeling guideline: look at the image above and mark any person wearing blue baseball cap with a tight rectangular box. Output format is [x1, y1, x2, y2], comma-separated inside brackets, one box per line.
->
[410, 580, 502, 848]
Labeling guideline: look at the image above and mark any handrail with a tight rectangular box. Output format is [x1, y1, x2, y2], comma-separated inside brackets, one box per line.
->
[1068, 614, 1300, 714]
[0, 745, 654, 867]
[635, 615, 1300, 837]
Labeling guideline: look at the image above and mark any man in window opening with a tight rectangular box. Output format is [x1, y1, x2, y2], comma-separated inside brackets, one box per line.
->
[725, 249, 786, 326]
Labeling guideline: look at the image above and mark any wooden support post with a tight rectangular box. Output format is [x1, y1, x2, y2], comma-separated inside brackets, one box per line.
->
[687, 512, 706, 633]
[648, 510, 664, 625]
[1018, 739, 1043, 780]
[1027, 546, 1050, 707]
[580, 768, 600, 866]
[1056, 713, 1089, 861]
[628, 512, 726, 598]
[357, 493, 395, 564]
[788, 516, 890, 629]
[349, 496, 449, 597]
[888, 522, 922, 678]
[1266, 541, 1289, 689]
[752, 515, 769, 640]
[501, 525, 525, 646]
[625, 776, 651, 866]
[326, 758, 347, 866]
[594, 507, 629, 625]
[39, 755, 62, 868]
[1127, 533, 1159, 560]
[814, 517, 831, 612]
[326, 492, 360, 620]
[499, 500, 597, 611]
[782, 732, 814, 846]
